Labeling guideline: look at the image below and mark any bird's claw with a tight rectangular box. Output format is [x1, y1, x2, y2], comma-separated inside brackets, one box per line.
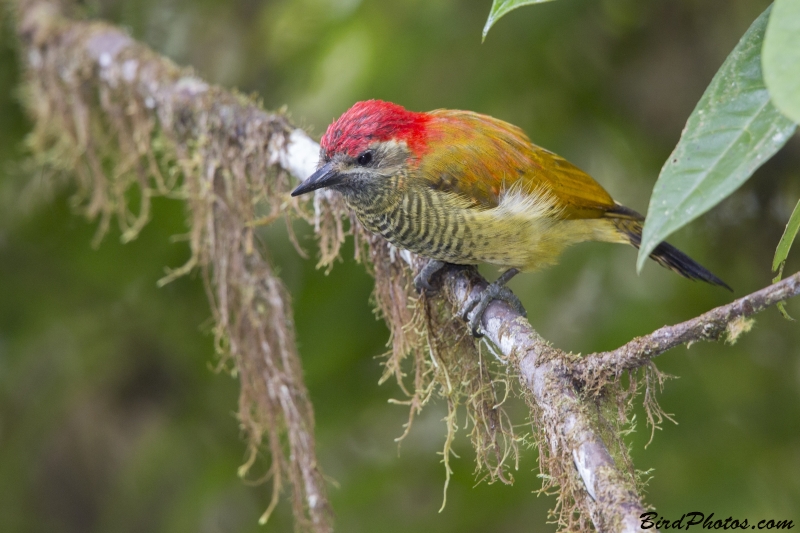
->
[414, 275, 435, 295]
[414, 259, 446, 295]
[460, 283, 526, 338]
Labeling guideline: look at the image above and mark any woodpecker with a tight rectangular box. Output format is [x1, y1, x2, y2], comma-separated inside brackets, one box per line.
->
[292, 100, 729, 336]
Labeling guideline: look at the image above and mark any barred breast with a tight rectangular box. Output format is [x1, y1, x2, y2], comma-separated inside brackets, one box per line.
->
[352, 188, 484, 265]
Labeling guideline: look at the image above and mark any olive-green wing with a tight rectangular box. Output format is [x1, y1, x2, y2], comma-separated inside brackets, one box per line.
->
[420, 109, 619, 220]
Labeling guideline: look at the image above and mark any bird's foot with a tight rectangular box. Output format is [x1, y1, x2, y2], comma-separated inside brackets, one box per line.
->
[414, 259, 447, 295]
[459, 268, 526, 337]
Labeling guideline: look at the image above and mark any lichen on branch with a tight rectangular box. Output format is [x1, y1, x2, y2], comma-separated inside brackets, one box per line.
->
[15, 0, 329, 530]
[13, 1, 800, 533]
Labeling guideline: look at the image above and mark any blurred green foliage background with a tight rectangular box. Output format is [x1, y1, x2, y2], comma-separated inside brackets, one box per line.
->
[1, 0, 799, 531]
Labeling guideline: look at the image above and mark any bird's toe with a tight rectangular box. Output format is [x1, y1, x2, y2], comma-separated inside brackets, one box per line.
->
[461, 282, 527, 338]
[414, 259, 446, 295]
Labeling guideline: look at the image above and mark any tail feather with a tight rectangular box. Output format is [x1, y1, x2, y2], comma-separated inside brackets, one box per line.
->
[608, 210, 731, 291]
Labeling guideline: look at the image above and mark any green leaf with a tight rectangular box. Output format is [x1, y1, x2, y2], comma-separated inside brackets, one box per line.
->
[772, 197, 800, 320]
[771, 198, 800, 274]
[483, 0, 556, 41]
[637, 6, 797, 272]
[763, 0, 800, 123]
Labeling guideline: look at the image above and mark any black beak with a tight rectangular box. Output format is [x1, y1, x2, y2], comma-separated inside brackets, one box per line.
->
[291, 161, 343, 196]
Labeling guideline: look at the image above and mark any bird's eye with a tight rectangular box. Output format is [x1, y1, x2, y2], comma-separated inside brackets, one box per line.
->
[357, 151, 373, 166]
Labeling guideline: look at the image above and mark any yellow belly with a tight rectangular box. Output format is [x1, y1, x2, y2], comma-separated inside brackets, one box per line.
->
[462, 216, 622, 271]
[434, 187, 626, 271]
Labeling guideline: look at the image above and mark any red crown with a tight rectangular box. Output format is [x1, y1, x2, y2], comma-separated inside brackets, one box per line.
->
[320, 100, 431, 159]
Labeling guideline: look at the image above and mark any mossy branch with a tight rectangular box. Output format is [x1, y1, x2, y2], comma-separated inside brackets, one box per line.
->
[572, 272, 800, 384]
[13, 0, 329, 531]
[12, 1, 800, 532]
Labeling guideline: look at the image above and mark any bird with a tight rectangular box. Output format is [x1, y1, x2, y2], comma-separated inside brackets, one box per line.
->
[291, 100, 729, 336]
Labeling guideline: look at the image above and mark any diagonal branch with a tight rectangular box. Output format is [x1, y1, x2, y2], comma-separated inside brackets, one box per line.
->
[422, 264, 800, 532]
[13, 1, 800, 532]
[573, 272, 800, 385]
[430, 264, 649, 532]
[13, 0, 328, 530]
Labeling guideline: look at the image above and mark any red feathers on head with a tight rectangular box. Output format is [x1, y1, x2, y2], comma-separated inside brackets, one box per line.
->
[320, 100, 431, 159]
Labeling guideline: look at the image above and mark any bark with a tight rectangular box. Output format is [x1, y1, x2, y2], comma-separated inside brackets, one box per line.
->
[573, 272, 800, 384]
[10, 1, 800, 531]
